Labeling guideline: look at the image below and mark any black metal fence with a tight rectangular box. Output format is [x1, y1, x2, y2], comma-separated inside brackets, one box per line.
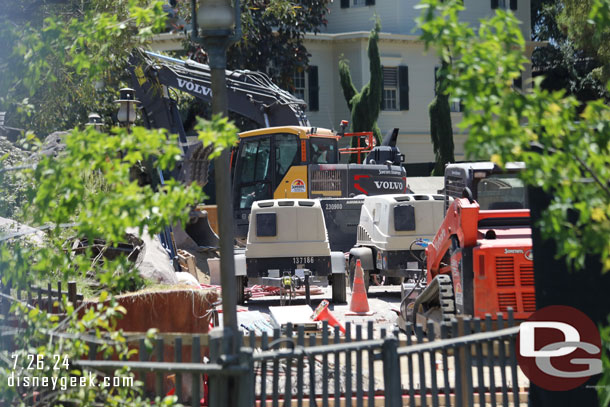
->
[0, 281, 82, 317]
[2, 283, 525, 407]
[244, 314, 522, 407]
[395, 318, 522, 407]
[74, 310, 524, 407]
[0, 281, 83, 350]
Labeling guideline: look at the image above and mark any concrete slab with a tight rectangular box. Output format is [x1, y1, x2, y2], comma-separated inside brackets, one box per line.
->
[269, 304, 317, 330]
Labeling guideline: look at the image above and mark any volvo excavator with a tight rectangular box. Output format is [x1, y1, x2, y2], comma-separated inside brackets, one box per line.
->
[128, 49, 407, 240]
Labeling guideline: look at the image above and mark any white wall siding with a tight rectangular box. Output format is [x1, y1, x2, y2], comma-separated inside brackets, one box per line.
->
[304, 41, 337, 130]
[323, 0, 531, 39]
[397, 133, 468, 164]
[377, 41, 439, 135]
[304, 33, 473, 163]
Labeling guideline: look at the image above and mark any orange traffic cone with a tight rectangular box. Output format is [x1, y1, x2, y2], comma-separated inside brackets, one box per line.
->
[312, 299, 346, 333]
[347, 259, 374, 315]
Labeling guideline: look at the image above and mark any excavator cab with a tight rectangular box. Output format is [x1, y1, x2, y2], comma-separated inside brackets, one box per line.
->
[232, 125, 408, 238]
[232, 126, 342, 237]
[232, 127, 340, 207]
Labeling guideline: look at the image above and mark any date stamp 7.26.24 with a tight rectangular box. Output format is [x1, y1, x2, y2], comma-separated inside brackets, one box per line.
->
[7, 353, 133, 391]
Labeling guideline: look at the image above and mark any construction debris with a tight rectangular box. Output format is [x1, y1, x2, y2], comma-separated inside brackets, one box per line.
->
[126, 227, 178, 284]
[312, 300, 345, 334]
[269, 305, 317, 331]
[237, 311, 275, 335]
[0, 217, 45, 245]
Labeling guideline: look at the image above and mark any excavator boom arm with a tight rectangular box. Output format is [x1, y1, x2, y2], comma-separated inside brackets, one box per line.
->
[128, 50, 309, 129]
[126, 49, 310, 186]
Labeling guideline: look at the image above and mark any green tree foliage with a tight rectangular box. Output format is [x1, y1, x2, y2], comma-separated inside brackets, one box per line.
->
[417, 0, 610, 273]
[0, 116, 237, 405]
[428, 59, 455, 176]
[232, 0, 332, 89]
[0, 1, 240, 404]
[558, 0, 610, 85]
[173, 0, 332, 90]
[417, 3, 610, 400]
[0, 0, 167, 136]
[339, 19, 383, 160]
[531, 0, 608, 103]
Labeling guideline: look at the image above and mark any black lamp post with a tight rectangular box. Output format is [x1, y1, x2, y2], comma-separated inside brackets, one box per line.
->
[86, 113, 104, 132]
[190, 0, 240, 348]
[114, 88, 140, 128]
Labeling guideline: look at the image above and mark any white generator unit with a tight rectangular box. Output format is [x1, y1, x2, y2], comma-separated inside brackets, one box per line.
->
[348, 194, 448, 290]
[235, 199, 347, 303]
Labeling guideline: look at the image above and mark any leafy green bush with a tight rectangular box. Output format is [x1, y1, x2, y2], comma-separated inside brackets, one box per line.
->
[0, 116, 237, 405]
[416, 1, 610, 403]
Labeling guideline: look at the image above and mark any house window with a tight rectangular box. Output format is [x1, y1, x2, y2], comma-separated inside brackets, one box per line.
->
[491, 0, 517, 10]
[340, 0, 375, 8]
[382, 66, 409, 111]
[293, 71, 306, 101]
[450, 100, 463, 113]
[382, 67, 398, 111]
[290, 67, 319, 111]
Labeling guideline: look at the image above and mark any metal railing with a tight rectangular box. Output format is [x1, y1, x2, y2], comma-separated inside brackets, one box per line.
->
[0, 281, 83, 317]
[3, 288, 525, 407]
[244, 313, 522, 407]
[395, 316, 522, 407]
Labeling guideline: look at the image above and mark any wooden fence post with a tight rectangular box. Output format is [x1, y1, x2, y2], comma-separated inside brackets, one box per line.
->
[68, 281, 77, 305]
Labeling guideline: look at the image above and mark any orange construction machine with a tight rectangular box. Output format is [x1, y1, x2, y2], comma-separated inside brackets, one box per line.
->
[405, 162, 536, 326]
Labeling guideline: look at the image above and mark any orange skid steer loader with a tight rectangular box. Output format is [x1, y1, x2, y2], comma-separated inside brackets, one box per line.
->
[404, 163, 536, 330]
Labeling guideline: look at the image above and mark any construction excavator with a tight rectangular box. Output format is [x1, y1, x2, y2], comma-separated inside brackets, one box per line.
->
[128, 49, 407, 241]
[401, 162, 536, 331]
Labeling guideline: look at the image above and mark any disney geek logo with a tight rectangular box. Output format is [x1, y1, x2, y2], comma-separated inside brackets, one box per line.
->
[516, 305, 602, 391]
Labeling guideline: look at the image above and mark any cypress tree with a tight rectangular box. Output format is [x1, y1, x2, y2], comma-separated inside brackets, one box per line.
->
[429, 59, 455, 176]
[339, 19, 383, 162]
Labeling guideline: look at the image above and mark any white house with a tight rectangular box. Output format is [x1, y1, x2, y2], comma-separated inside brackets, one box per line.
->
[300, 0, 536, 164]
[150, 0, 536, 165]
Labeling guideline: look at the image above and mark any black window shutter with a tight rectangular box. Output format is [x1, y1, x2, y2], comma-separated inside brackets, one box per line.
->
[399, 65, 409, 111]
[491, 0, 499, 9]
[514, 74, 522, 89]
[308, 66, 319, 111]
[510, 0, 517, 10]
[341, 0, 349, 8]
[380, 65, 385, 110]
[365, 0, 375, 5]
[434, 66, 439, 96]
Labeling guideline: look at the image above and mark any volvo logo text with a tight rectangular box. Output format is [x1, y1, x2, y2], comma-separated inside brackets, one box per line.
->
[177, 79, 212, 97]
[373, 181, 403, 190]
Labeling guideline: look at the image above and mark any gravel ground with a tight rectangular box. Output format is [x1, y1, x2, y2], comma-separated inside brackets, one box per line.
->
[243, 283, 403, 338]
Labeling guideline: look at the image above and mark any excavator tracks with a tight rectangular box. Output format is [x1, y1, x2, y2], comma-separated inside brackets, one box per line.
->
[181, 142, 213, 186]
[411, 274, 456, 327]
